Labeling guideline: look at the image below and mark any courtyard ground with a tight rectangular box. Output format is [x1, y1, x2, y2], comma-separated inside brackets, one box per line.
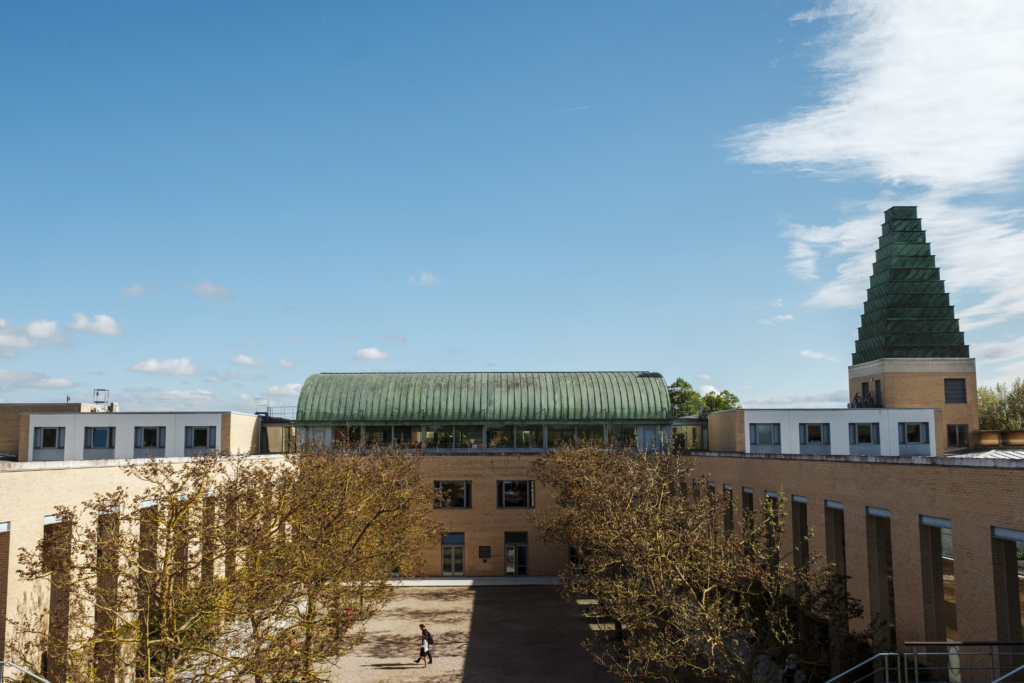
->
[328, 586, 616, 683]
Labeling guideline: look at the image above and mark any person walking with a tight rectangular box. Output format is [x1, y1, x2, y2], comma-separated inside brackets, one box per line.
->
[415, 624, 432, 667]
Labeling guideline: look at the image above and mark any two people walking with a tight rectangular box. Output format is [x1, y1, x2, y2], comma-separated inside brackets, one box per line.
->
[415, 623, 434, 668]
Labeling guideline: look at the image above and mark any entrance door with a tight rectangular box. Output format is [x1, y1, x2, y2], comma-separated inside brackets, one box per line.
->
[504, 544, 527, 576]
[442, 545, 464, 576]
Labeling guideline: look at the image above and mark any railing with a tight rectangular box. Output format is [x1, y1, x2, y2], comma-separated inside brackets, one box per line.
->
[904, 641, 1024, 683]
[824, 652, 902, 683]
[257, 406, 296, 419]
[0, 661, 51, 683]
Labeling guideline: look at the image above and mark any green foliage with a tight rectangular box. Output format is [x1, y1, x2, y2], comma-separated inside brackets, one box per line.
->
[978, 378, 1024, 430]
[668, 378, 743, 415]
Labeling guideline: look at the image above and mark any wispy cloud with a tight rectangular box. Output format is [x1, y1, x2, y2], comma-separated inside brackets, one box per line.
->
[263, 383, 302, 398]
[696, 374, 712, 380]
[408, 271, 439, 286]
[732, 0, 1024, 330]
[278, 359, 297, 368]
[742, 389, 849, 409]
[231, 354, 266, 367]
[975, 335, 1024, 363]
[389, 332, 407, 342]
[769, 298, 784, 307]
[800, 349, 838, 362]
[67, 313, 124, 336]
[118, 388, 214, 411]
[0, 369, 75, 391]
[547, 106, 588, 114]
[355, 348, 388, 361]
[130, 357, 200, 376]
[118, 284, 150, 297]
[192, 281, 234, 301]
[758, 314, 795, 325]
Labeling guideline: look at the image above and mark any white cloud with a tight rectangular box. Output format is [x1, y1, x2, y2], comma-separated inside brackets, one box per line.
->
[118, 284, 149, 297]
[800, 349, 838, 362]
[263, 383, 302, 398]
[278, 359, 297, 368]
[118, 388, 214, 411]
[192, 281, 234, 301]
[231, 354, 266, 367]
[355, 347, 388, 361]
[67, 313, 124, 336]
[742, 390, 849, 409]
[975, 335, 1024, 362]
[758, 314, 795, 325]
[129, 357, 200, 376]
[698, 385, 716, 396]
[0, 318, 67, 356]
[27, 319, 62, 340]
[733, 1, 1024, 330]
[696, 374, 712, 381]
[770, 298, 784, 307]
[409, 271, 439, 286]
[389, 332, 407, 342]
[0, 369, 75, 391]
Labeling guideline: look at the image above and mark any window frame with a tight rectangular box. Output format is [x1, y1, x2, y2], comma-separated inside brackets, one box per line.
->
[944, 378, 967, 404]
[84, 427, 116, 450]
[185, 426, 217, 450]
[34, 427, 65, 449]
[899, 422, 930, 445]
[496, 480, 535, 509]
[849, 423, 880, 445]
[946, 424, 969, 447]
[799, 423, 830, 445]
[433, 480, 473, 509]
[135, 426, 167, 449]
[749, 423, 781, 445]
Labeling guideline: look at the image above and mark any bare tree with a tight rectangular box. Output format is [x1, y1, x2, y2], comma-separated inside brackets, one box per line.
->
[530, 444, 874, 683]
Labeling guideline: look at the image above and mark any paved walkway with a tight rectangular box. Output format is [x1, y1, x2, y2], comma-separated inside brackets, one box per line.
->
[328, 586, 615, 682]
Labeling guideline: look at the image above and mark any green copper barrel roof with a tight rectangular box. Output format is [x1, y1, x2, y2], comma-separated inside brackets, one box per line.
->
[296, 372, 672, 425]
[852, 207, 969, 365]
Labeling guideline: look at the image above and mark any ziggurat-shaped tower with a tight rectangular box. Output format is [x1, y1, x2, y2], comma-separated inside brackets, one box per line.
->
[853, 206, 969, 365]
[848, 207, 978, 452]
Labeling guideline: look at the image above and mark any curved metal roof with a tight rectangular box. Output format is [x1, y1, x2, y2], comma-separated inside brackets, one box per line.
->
[296, 372, 672, 425]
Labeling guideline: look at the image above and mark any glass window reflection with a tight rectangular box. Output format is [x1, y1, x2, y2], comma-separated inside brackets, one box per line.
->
[454, 426, 483, 449]
[487, 426, 513, 449]
[515, 426, 544, 449]
[427, 426, 454, 449]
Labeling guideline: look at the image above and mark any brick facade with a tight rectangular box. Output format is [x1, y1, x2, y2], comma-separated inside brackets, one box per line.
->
[690, 450, 1024, 647]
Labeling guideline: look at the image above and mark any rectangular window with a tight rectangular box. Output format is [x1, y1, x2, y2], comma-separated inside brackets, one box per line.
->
[497, 480, 535, 508]
[899, 422, 930, 444]
[434, 481, 472, 509]
[919, 516, 958, 644]
[454, 426, 483, 449]
[850, 423, 880, 444]
[332, 426, 362, 445]
[608, 425, 635, 445]
[486, 426, 513, 449]
[793, 496, 809, 569]
[867, 509, 898, 650]
[515, 425, 544, 448]
[394, 426, 424, 446]
[991, 527, 1024, 655]
[799, 423, 830, 444]
[135, 427, 166, 449]
[750, 423, 781, 445]
[577, 425, 604, 442]
[426, 426, 454, 449]
[742, 487, 754, 531]
[34, 427, 65, 449]
[364, 426, 392, 445]
[185, 427, 216, 449]
[944, 378, 967, 404]
[947, 424, 969, 447]
[84, 427, 116, 449]
[547, 426, 575, 446]
[723, 484, 734, 533]
[825, 502, 847, 576]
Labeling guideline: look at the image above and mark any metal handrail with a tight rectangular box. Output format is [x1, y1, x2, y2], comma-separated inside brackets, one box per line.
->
[992, 662, 1024, 683]
[822, 652, 900, 683]
[0, 661, 52, 683]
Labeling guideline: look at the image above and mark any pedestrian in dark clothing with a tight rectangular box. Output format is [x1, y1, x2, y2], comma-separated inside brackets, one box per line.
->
[415, 624, 433, 666]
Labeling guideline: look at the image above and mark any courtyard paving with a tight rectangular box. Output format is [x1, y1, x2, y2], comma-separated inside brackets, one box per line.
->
[327, 586, 616, 682]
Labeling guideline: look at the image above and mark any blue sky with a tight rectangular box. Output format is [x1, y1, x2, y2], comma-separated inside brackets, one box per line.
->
[3, 1, 1024, 412]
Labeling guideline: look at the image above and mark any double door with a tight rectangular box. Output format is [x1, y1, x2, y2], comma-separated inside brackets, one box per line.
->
[442, 545, 464, 576]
